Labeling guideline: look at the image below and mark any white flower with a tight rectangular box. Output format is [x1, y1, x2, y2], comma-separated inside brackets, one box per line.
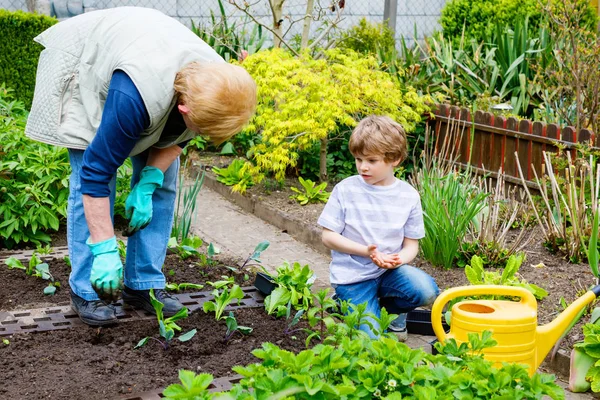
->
[387, 379, 397, 388]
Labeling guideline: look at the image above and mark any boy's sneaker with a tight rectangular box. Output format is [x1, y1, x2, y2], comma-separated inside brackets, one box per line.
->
[388, 324, 408, 342]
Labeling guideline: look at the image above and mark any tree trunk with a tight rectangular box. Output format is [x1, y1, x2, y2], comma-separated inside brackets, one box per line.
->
[319, 136, 328, 182]
[270, 0, 285, 48]
[301, 0, 315, 49]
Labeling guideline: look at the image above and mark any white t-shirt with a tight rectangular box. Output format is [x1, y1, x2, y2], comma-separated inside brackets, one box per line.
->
[317, 175, 425, 285]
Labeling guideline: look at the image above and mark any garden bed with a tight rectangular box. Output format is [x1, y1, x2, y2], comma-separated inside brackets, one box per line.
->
[191, 152, 598, 357]
[0, 307, 308, 399]
[0, 253, 256, 312]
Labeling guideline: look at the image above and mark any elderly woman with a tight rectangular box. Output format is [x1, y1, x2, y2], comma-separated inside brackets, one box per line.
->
[25, 7, 257, 326]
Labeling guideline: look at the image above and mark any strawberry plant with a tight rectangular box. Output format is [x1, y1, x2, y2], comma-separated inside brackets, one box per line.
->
[135, 289, 196, 350]
[289, 177, 330, 205]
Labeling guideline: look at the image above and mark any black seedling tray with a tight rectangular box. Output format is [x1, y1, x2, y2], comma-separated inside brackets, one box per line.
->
[406, 309, 450, 336]
[254, 272, 276, 296]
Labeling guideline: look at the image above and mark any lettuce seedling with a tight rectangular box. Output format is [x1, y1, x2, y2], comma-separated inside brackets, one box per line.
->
[135, 289, 196, 350]
[223, 312, 253, 343]
[165, 282, 204, 292]
[203, 284, 245, 320]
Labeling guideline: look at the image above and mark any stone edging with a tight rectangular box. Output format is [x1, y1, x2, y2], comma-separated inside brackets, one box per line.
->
[194, 168, 330, 257]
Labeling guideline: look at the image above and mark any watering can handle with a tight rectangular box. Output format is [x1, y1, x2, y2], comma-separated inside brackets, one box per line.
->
[431, 285, 537, 343]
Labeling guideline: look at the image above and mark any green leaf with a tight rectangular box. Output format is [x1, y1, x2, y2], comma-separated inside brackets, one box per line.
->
[134, 337, 149, 349]
[43, 284, 56, 296]
[178, 329, 197, 342]
[5, 256, 24, 270]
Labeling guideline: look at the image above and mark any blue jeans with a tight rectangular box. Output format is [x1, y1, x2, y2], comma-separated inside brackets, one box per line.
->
[334, 265, 439, 338]
[67, 149, 179, 301]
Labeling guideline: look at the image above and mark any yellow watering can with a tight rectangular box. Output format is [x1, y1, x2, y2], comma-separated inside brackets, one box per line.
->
[431, 285, 600, 376]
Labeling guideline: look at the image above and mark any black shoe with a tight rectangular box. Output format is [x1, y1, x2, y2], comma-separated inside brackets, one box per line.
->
[70, 293, 118, 326]
[122, 286, 185, 317]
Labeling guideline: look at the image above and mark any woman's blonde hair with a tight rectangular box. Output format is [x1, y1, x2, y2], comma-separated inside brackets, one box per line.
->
[174, 62, 257, 144]
[348, 115, 408, 163]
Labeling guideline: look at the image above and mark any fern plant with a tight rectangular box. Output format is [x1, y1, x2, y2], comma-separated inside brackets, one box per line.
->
[289, 177, 329, 205]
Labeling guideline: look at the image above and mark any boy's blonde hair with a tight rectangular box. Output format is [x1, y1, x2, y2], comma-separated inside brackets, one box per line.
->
[348, 115, 408, 163]
[174, 62, 257, 145]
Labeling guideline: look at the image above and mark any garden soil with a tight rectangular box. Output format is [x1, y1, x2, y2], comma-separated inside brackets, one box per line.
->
[0, 259, 309, 399]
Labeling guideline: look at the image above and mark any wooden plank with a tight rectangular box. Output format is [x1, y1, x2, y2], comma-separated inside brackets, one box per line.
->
[531, 122, 546, 180]
[481, 112, 495, 172]
[562, 126, 576, 159]
[459, 107, 471, 164]
[545, 124, 561, 154]
[492, 116, 507, 173]
[473, 110, 486, 169]
[518, 120, 533, 180]
[505, 117, 519, 178]
[579, 128, 594, 144]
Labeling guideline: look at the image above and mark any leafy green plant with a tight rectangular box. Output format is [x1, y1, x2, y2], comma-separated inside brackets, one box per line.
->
[464, 254, 548, 300]
[167, 329, 564, 399]
[212, 159, 254, 193]
[569, 313, 600, 393]
[35, 244, 54, 255]
[162, 370, 215, 400]
[5, 254, 60, 295]
[223, 311, 253, 343]
[167, 236, 203, 260]
[114, 159, 133, 219]
[203, 284, 245, 320]
[172, 162, 205, 242]
[0, 87, 70, 248]
[135, 289, 196, 350]
[263, 262, 315, 316]
[289, 177, 330, 205]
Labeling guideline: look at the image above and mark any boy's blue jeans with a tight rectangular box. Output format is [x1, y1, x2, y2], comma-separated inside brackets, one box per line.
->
[333, 265, 439, 338]
[67, 149, 179, 301]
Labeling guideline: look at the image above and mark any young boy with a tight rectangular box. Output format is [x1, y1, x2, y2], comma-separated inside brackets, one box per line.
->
[318, 115, 439, 340]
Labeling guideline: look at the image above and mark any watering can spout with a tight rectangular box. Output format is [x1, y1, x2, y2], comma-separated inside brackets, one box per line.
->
[536, 285, 600, 365]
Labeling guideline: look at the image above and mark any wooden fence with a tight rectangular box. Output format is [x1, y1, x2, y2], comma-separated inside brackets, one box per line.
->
[432, 104, 597, 186]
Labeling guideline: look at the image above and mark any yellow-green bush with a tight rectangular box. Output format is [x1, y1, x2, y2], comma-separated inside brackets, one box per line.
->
[0, 10, 57, 108]
[240, 48, 430, 185]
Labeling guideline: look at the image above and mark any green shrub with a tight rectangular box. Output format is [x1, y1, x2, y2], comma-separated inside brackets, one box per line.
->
[337, 17, 396, 55]
[0, 86, 70, 248]
[241, 48, 431, 183]
[0, 10, 57, 108]
[440, 0, 596, 46]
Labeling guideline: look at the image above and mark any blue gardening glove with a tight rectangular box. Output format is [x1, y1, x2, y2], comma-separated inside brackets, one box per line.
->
[88, 236, 123, 303]
[124, 166, 164, 236]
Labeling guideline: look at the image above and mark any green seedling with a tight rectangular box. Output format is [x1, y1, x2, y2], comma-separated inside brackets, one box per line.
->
[63, 255, 71, 267]
[223, 311, 253, 343]
[263, 261, 314, 316]
[240, 240, 270, 269]
[167, 236, 203, 260]
[35, 244, 54, 255]
[162, 370, 214, 400]
[289, 176, 330, 205]
[203, 284, 245, 320]
[165, 282, 204, 292]
[305, 288, 338, 346]
[135, 289, 196, 350]
[5, 255, 60, 295]
[2, 339, 9, 345]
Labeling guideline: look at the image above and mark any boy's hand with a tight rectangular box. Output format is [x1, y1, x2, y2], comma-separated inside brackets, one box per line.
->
[368, 245, 402, 269]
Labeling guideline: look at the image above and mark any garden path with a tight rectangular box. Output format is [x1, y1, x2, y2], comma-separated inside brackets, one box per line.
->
[189, 183, 592, 399]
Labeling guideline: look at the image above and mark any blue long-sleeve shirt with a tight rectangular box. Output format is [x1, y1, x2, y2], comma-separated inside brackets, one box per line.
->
[80, 70, 189, 197]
